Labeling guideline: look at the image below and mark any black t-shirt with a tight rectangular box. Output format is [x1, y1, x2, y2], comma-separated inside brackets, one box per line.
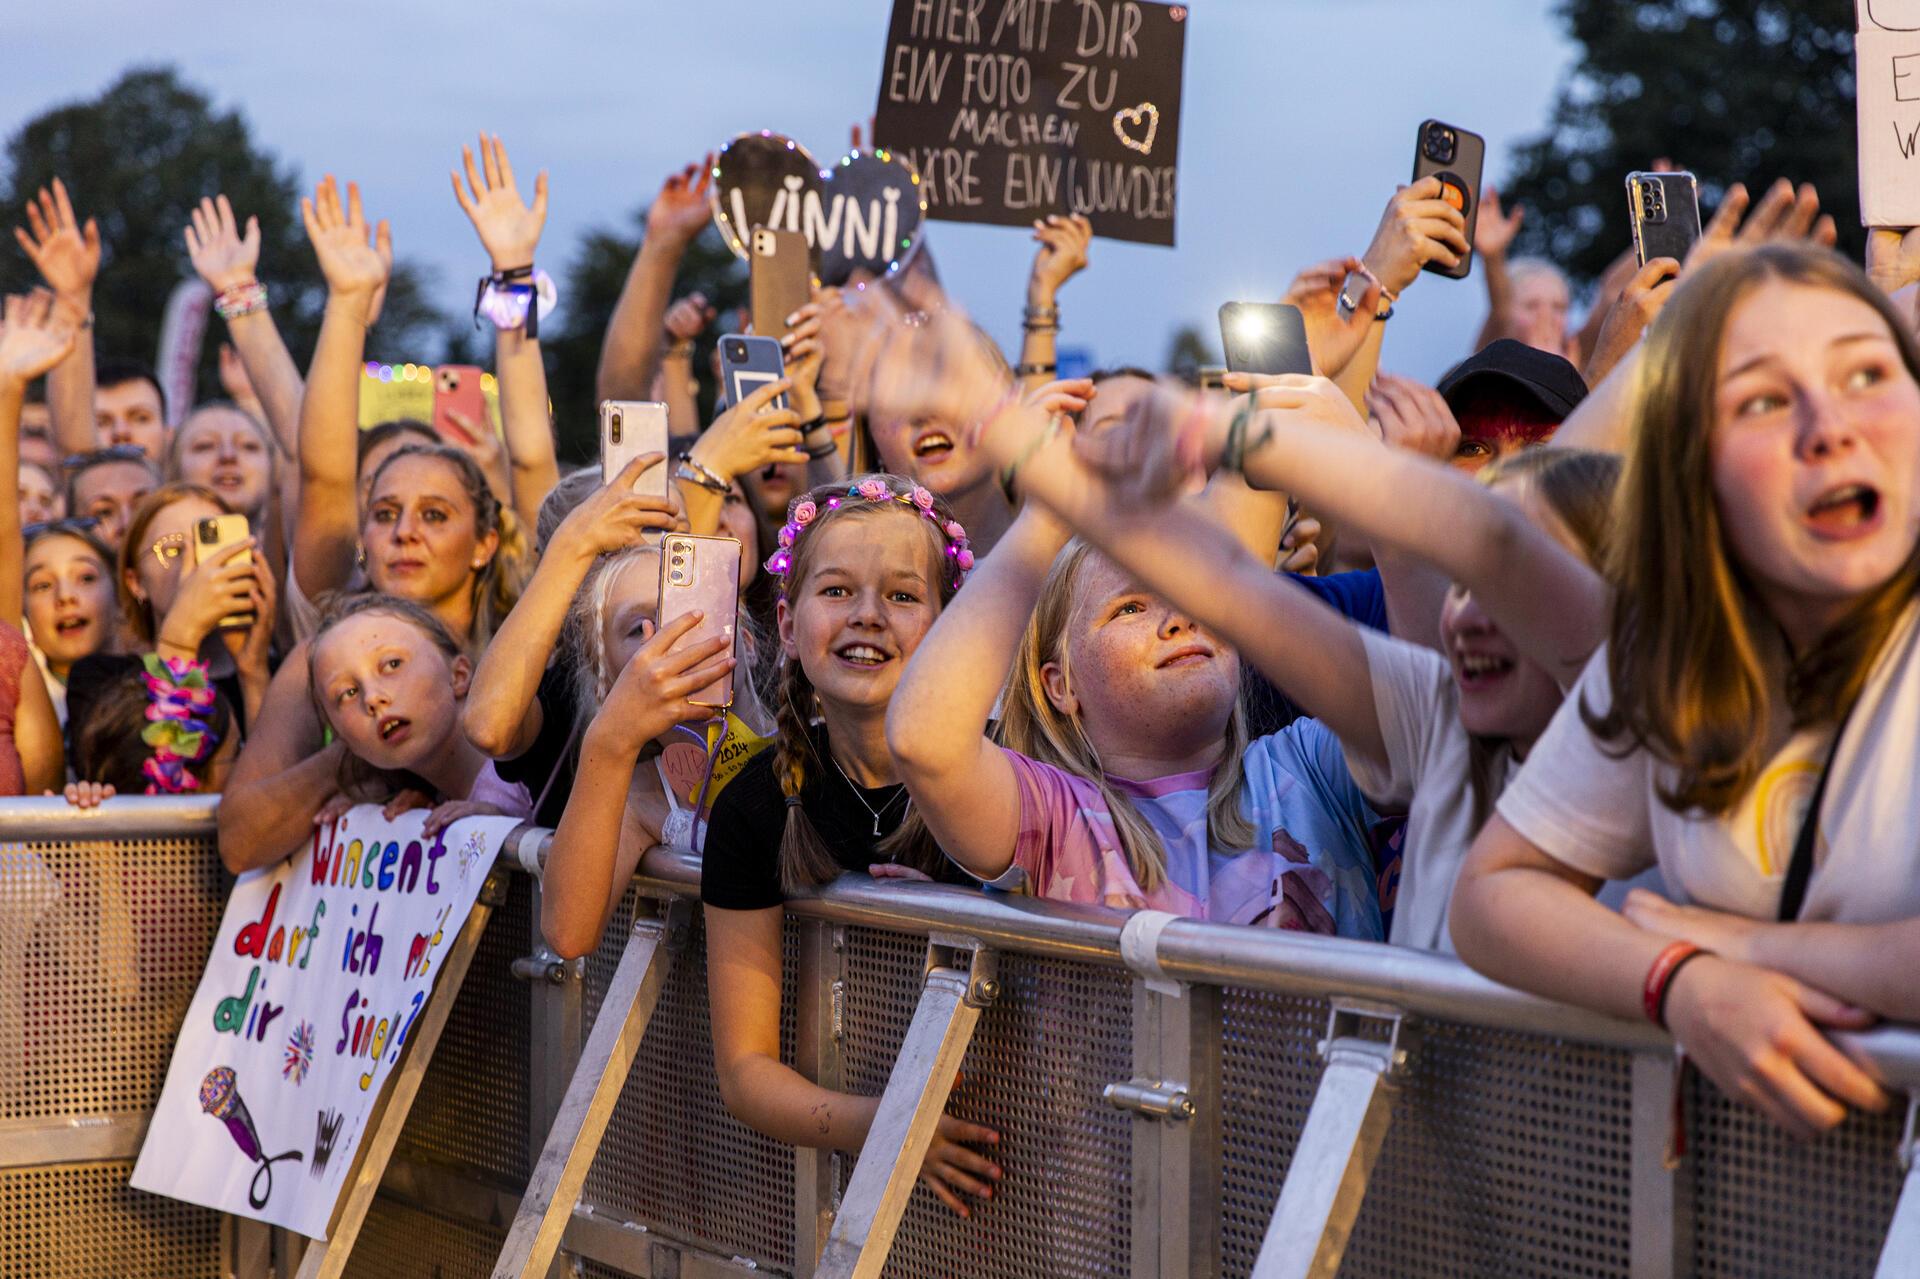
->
[701, 726, 919, 912]
[493, 658, 581, 829]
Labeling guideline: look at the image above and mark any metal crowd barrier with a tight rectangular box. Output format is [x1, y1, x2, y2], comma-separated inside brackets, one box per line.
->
[3, 796, 1918, 1278]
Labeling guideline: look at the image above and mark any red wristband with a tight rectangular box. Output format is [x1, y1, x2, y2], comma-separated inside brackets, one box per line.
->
[1642, 941, 1707, 1028]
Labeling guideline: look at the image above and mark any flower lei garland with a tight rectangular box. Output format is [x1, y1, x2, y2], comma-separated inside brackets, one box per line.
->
[764, 478, 974, 593]
[139, 654, 220, 794]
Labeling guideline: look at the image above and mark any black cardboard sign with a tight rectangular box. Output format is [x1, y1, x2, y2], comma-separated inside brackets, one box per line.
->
[873, 0, 1188, 246]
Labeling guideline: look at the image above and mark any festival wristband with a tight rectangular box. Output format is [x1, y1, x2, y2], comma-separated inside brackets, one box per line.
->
[214, 280, 269, 321]
[675, 456, 731, 494]
[1643, 942, 1710, 1029]
[473, 265, 556, 338]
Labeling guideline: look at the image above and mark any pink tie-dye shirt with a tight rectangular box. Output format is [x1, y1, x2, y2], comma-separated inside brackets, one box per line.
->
[972, 720, 1383, 939]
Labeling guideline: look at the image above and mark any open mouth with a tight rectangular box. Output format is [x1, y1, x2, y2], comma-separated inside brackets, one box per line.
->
[1806, 483, 1882, 539]
[912, 430, 955, 463]
[1454, 652, 1515, 689]
[1156, 644, 1214, 669]
[377, 716, 411, 743]
[835, 643, 892, 669]
[212, 471, 245, 490]
[53, 615, 89, 636]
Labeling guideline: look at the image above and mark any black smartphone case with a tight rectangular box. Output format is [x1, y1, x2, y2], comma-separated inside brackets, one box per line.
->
[1411, 119, 1486, 281]
[1219, 303, 1312, 376]
[1627, 173, 1702, 267]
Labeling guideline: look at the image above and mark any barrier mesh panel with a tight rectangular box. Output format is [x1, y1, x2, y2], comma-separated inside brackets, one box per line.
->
[836, 926, 1135, 1279]
[578, 887, 799, 1271]
[1343, 1023, 1633, 1278]
[0, 1159, 223, 1277]
[341, 1195, 506, 1279]
[1689, 1072, 1903, 1277]
[1218, 988, 1328, 1272]
[393, 873, 532, 1184]
[2, 835, 223, 1120]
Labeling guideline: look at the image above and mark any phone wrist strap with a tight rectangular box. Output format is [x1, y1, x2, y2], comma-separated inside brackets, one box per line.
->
[473, 264, 555, 338]
[674, 455, 731, 494]
[1352, 260, 1399, 305]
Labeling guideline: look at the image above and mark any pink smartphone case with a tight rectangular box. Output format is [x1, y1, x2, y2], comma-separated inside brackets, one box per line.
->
[657, 534, 740, 709]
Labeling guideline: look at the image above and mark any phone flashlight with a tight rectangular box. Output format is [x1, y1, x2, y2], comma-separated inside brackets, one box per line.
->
[1233, 311, 1272, 343]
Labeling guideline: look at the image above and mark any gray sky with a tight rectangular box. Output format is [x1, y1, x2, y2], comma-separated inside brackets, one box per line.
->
[3, 1, 1573, 381]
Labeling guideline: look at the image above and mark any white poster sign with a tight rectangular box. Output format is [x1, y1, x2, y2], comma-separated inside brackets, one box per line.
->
[131, 807, 515, 1238]
[1858, 1, 1920, 226]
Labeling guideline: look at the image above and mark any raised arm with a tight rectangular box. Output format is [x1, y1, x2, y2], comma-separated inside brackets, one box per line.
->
[658, 293, 714, 433]
[0, 293, 79, 623]
[680, 379, 804, 537]
[293, 177, 391, 595]
[451, 133, 560, 533]
[887, 504, 1067, 880]
[1469, 188, 1524, 352]
[597, 158, 714, 404]
[1016, 214, 1090, 390]
[463, 453, 677, 758]
[185, 195, 304, 459]
[13, 179, 101, 455]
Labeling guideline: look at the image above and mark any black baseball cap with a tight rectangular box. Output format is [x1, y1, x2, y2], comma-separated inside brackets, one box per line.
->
[1436, 339, 1588, 422]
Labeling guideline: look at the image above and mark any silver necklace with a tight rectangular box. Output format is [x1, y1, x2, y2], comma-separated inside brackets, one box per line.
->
[829, 753, 908, 837]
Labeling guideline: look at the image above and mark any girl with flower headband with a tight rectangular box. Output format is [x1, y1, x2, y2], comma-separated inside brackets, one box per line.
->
[701, 473, 1003, 1220]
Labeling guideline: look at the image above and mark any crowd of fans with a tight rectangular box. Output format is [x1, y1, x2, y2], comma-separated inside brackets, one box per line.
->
[3, 125, 1917, 1211]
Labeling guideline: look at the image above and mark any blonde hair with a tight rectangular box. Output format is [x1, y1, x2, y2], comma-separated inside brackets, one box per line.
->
[306, 592, 464, 801]
[1589, 244, 1920, 814]
[998, 541, 1255, 893]
[116, 482, 233, 645]
[770, 475, 958, 893]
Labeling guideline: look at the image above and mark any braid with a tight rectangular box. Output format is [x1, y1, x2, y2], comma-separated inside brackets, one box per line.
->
[773, 657, 845, 895]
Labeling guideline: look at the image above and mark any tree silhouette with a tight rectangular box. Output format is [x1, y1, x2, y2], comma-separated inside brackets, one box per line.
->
[1501, 1, 1858, 289]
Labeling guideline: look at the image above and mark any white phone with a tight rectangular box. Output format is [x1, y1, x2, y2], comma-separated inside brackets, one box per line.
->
[598, 401, 670, 497]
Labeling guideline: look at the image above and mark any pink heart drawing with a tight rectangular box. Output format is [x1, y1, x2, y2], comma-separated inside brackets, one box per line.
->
[1113, 103, 1160, 156]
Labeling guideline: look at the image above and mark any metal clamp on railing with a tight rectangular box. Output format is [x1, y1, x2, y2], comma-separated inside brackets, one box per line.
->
[511, 947, 584, 985]
[925, 931, 1000, 1008]
[1252, 998, 1414, 1279]
[1103, 1078, 1194, 1122]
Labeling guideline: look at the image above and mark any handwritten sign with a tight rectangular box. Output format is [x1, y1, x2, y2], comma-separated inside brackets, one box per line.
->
[873, 0, 1189, 245]
[1859, 0, 1920, 225]
[709, 133, 929, 284]
[131, 808, 516, 1238]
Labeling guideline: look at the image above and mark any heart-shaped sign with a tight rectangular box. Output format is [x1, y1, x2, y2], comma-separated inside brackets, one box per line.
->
[659, 741, 710, 805]
[710, 134, 928, 285]
[1113, 103, 1160, 156]
[817, 148, 928, 286]
[709, 131, 825, 260]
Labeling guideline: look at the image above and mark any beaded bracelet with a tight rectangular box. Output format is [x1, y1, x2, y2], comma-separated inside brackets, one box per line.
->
[214, 280, 269, 321]
[674, 455, 730, 494]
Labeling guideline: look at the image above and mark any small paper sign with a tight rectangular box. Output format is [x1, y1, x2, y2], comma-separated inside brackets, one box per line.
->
[1858, 1, 1920, 226]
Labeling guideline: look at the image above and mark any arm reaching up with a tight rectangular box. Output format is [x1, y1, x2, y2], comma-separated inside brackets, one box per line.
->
[186, 195, 304, 461]
[14, 179, 100, 455]
[598, 157, 714, 404]
[1016, 214, 1091, 390]
[451, 133, 561, 533]
[0, 293, 79, 622]
[293, 177, 391, 596]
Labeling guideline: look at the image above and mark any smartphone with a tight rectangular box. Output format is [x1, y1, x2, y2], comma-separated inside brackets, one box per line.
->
[192, 514, 255, 630]
[750, 226, 813, 341]
[657, 533, 741, 710]
[432, 365, 488, 446]
[719, 334, 788, 411]
[1627, 171, 1702, 268]
[598, 401, 671, 498]
[1411, 119, 1486, 280]
[1219, 303, 1312, 377]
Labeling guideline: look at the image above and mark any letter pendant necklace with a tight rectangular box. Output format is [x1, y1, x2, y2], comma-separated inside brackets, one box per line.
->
[831, 754, 907, 838]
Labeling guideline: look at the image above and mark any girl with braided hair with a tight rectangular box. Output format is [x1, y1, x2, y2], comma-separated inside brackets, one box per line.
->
[700, 474, 1002, 1220]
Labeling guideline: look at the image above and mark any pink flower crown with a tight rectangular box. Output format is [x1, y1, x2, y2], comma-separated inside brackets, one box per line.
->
[764, 478, 974, 593]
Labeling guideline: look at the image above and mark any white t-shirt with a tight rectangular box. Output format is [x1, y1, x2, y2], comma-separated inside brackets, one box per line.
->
[1347, 628, 1513, 954]
[1497, 606, 1920, 924]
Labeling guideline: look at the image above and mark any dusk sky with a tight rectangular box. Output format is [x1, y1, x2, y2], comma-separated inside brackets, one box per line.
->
[3, 1, 1575, 381]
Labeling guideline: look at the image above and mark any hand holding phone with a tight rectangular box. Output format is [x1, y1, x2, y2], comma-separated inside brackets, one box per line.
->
[432, 365, 488, 445]
[658, 534, 741, 709]
[192, 514, 256, 631]
[1411, 119, 1486, 280]
[751, 227, 813, 341]
[719, 335, 788, 411]
[1627, 171, 1702, 268]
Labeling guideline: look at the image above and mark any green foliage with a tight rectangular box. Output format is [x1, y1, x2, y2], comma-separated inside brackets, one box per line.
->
[1502, 1, 1858, 288]
[544, 216, 746, 464]
[0, 66, 442, 402]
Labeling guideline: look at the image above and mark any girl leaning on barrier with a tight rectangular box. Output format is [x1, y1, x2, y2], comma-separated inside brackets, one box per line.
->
[700, 474, 1003, 1220]
[1451, 242, 1920, 1141]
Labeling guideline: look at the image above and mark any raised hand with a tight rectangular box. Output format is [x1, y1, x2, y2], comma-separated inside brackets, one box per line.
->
[1067, 380, 1212, 510]
[1281, 256, 1379, 380]
[853, 284, 1011, 433]
[663, 292, 714, 344]
[13, 178, 101, 308]
[550, 451, 680, 560]
[645, 155, 716, 249]
[1584, 256, 1680, 384]
[301, 176, 391, 306]
[692, 379, 806, 483]
[1688, 179, 1838, 276]
[0, 291, 79, 391]
[222, 557, 279, 694]
[1867, 226, 1920, 298]
[1362, 177, 1470, 296]
[451, 133, 549, 271]
[1365, 374, 1460, 462]
[184, 195, 262, 293]
[780, 303, 828, 422]
[155, 537, 262, 660]
[1023, 376, 1095, 421]
[1475, 187, 1524, 260]
[1026, 213, 1093, 304]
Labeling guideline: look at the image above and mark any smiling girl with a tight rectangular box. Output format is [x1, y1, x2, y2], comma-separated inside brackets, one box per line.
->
[1451, 244, 1920, 1140]
[700, 474, 1001, 1220]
